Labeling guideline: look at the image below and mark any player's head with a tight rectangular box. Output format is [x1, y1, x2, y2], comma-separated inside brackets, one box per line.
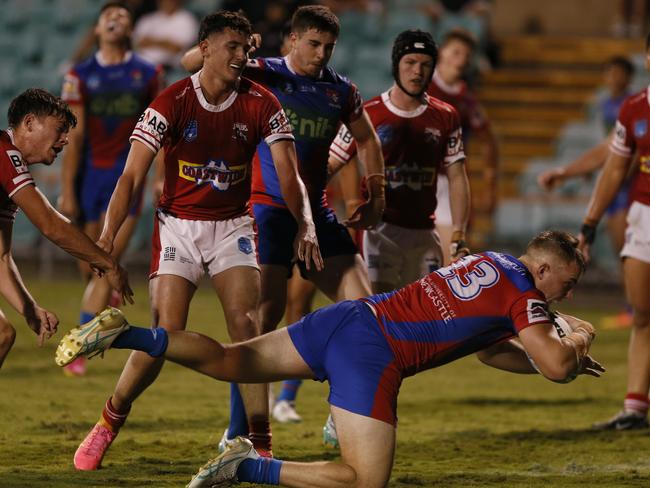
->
[95, 1, 134, 47]
[604, 56, 634, 96]
[392, 29, 437, 97]
[288, 5, 340, 77]
[437, 29, 476, 81]
[7, 89, 77, 165]
[198, 11, 253, 84]
[522, 230, 586, 303]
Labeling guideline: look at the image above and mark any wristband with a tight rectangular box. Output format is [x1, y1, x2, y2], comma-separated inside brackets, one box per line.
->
[580, 221, 597, 245]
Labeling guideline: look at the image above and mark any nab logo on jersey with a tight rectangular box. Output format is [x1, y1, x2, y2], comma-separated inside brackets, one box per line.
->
[6, 150, 27, 174]
[178, 159, 247, 191]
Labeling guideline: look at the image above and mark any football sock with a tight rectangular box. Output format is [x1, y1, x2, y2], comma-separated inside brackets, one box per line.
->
[277, 380, 302, 403]
[80, 311, 95, 325]
[249, 419, 272, 453]
[99, 397, 129, 433]
[624, 392, 649, 415]
[228, 384, 248, 439]
[111, 326, 168, 357]
[237, 457, 282, 484]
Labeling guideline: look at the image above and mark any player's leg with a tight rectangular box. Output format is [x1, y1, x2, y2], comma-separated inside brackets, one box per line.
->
[363, 222, 402, 294]
[403, 228, 443, 284]
[602, 207, 633, 328]
[0, 310, 16, 368]
[434, 173, 453, 266]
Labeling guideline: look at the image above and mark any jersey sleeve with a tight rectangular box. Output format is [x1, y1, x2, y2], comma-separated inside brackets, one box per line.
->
[509, 290, 552, 334]
[259, 93, 294, 145]
[61, 69, 84, 106]
[611, 98, 635, 157]
[130, 88, 176, 153]
[329, 123, 357, 164]
[341, 83, 364, 125]
[443, 108, 465, 167]
[0, 147, 34, 200]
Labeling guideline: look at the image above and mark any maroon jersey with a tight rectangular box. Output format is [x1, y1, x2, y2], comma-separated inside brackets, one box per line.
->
[131, 71, 294, 220]
[0, 130, 34, 221]
[330, 91, 464, 228]
[426, 71, 488, 138]
[611, 87, 650, 206]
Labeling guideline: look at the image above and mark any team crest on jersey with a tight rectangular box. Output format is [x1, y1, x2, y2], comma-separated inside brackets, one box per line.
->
[325, 88, 339, 103]
[238, 237, 253, 255]
[424, 127, 441, 144]
[635, 119, 648, 138]
[87, 75, 101, 90]
[375, 124, 394, 145]
[184, 120, 198, 142]
[281, 81, 294, 94]
[178, 159, 246, 191]
[232, 122, 249, 142]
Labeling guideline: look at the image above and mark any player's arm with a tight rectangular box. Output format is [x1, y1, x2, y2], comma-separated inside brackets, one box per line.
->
[344, 110, 385, 229]
[98, 141, 155, 254]
[538, 137, 610, 191]
[180, 45, 202, 72]
[446, 160, 471, 261]
[57, 104, 84, 220]
[0, 219, 58, 344]
[269, 140, 323, 271]
[11, 185, 133, 304]
[476, 340, 538, 374]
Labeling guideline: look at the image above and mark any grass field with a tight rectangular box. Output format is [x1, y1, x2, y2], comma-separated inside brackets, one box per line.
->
[1, 275, 649, 487]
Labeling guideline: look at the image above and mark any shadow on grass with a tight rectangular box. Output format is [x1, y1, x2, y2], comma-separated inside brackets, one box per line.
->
[451, 396, 605, 407]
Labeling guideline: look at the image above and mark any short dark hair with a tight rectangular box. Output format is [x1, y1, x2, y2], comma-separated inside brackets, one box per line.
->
[7, 88, 77, 131]
[606, 55, 635, 77]
[291, 5, 339, 37]
[199, 10, 252, 43]
[526, 230, 586, 275]
[98, 1, 134, 24]
[442, 28, 477, 51]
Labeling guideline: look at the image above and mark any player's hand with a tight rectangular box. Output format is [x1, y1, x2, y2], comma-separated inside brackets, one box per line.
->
[295, 221, 323, 272]
[537, 168, 565, 191]
[577, 221, 597, 263]
[450, 231, 470, 262]
[344, 197, 385, 230]
[105, 264, 134, 305]
[25, 306, 59, 346]
[56, 193, 80, 221]
[577, 354, 605, 378]
[248, 33, 262, 58]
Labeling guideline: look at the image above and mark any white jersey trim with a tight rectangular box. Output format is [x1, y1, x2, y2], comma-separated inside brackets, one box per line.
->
[432, 70, 462, 95]
[381, 91, 428, 118]
[192, 71, 238, 112]
[7, 178, 34, 198]
[264, 132, 295, 145]
[6, 128, 15, 145]
[96, 51, 133, 67]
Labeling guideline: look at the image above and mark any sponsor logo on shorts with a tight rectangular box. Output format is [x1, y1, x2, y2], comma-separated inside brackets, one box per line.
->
[178, 159, 247, 191]
[184, 120, 198, 142]
[163, 246, 176, 261]
[238, 237, 253, 255]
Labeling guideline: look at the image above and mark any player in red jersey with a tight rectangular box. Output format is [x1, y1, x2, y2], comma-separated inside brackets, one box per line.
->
[0, 88, 132, 368]
[72, 11, 321, 471]
[426, 29, 498, 264]
[330, 29, 470, 293]
[580, 35, 650, 431]
[58, 1, 162, 377]
[58, 230, 603, 487]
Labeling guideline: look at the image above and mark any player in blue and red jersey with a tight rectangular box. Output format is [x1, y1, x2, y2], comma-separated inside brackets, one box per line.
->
[58, 230, 604, 487]
[58, 1, 162, 376]
[182, 5, 385, 442]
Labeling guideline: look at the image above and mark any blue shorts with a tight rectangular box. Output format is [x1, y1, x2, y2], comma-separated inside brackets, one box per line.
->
[77, 167, 143, 223]
[287, 300, 401, 425]
[252, 203, 358, 270]
[605, 182, 630, 217]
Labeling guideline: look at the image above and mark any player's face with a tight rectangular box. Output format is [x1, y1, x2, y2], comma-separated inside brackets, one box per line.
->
[95, 6, 133, 45]
[289, 28, 337, 77]
[23, 115, 69, 165]
[534, 258, 581, 303]
[604, 65, 631, 95]
[438, 39, 472, 79]
[201, 28, 251, 84]
[398, 53, 435, 96]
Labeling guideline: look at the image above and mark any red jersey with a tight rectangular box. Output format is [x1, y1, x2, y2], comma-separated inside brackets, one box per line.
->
[131, 71, 294, 220]
[330, 91, 464, 228]
[0, 130, 35, 221]
[426, 71, 488, 138]
[611, 87, 650, 206]
[363, 252, 550, 376]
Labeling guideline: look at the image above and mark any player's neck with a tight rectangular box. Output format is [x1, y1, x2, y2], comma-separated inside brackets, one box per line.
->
[98, 43, 129, 65]
[435, 67, 460, 89]
[198, 70, 238, 105]
[389, 85, 425, 111]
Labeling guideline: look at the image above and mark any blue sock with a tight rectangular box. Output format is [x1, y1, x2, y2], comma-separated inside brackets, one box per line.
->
[79, 311, 95, 325]
[237, 457, 282, 485]
[228, 384, 248, 439]
[277, 379, 302, 403]
[111, 326, 168, 357]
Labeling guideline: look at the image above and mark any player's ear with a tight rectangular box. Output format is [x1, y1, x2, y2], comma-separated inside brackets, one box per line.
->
[199, 39, 209, 56]
[23, 113, 35, 132]
[537, 261, 550, 281]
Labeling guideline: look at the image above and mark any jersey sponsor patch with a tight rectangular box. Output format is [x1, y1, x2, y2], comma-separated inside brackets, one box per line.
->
[178, 159, 247, 191]
[526, 298, 550, 324]
[132, 107, 169, 152]
[268, 109, 292, 135]
[6, 150, 27, 174]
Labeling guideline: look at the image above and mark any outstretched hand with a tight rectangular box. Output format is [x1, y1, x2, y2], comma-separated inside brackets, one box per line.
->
[26, 306, 59, 346]
[295, 222, 323, 272]
[105, 265, 135, 305]
[578, 354, 605, 378]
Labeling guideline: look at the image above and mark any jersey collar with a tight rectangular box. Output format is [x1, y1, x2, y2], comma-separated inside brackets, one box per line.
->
[95, 50, 133, 67]
[284, 55, 324, 80]
[5, 128, 15, 145]
[381, 90, 428, 118]
[432, 70, 462, 95]
[192, 70, 238, 112]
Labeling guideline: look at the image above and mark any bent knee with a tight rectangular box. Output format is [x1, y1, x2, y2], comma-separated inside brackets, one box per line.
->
[0, 323, 16, 351]
[227, 309, 260, 341]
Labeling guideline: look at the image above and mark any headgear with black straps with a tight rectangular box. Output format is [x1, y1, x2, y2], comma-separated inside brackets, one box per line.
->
[392, 29, 438, 97]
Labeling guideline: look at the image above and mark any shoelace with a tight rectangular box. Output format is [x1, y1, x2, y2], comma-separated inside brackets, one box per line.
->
[81, 427, 113, 456]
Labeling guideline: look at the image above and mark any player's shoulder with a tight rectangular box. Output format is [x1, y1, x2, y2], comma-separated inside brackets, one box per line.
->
[0, 130, 16, 154]
[620, 87, 648, 111]
[482, 251, 536, 293]
[425, 93, 458, 115]
[363, 93, 384, 111]
[157, 75, 193, 101]
[239, 77, 280, 104]
[321, 65, 355, 88]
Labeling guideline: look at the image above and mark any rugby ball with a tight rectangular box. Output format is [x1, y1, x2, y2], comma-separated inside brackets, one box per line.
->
[526, 314, 577, 383]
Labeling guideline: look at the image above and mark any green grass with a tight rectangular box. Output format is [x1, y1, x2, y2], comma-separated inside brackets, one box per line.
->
[0, 276, 649, 487]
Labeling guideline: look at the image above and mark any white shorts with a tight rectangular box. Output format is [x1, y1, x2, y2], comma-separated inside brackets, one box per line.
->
[150, 211, 259, 285]
[621, 201, 650, 264]
[363, 221, 443, 288]
[435, 173, 452, 227]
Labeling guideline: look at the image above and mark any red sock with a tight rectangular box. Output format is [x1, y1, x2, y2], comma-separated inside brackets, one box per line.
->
[624, 392, 648, 415]
[249, 419, 272, 455]
[99, 397, 130, 433]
